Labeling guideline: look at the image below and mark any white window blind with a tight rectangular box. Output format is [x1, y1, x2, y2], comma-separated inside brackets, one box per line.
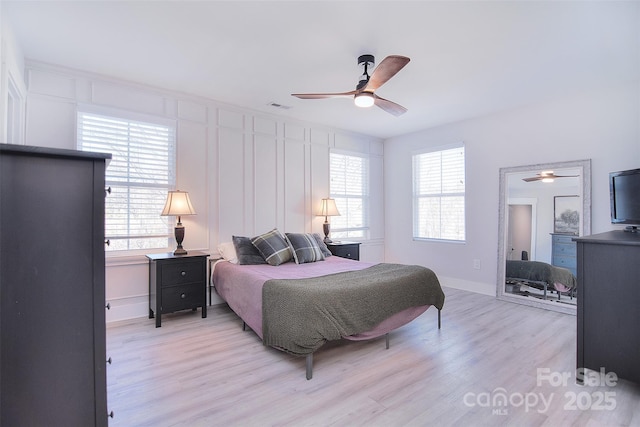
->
[330, 151, 369, 239]
[77, 111, 176, 252]
[413, 145, 465, 241]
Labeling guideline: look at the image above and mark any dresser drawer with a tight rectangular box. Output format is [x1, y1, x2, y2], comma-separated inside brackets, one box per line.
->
[161, 283, 204, 312]
[552, 255, 575, 269]
[553, 242, 576, 256]
[160, 260, 204, 287]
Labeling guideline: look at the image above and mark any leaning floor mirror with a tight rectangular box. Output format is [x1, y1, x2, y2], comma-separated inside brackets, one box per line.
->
[497, 159, 591, 313]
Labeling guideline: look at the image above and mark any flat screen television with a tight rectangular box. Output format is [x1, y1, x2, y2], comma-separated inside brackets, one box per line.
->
[609, 168, 640, 231]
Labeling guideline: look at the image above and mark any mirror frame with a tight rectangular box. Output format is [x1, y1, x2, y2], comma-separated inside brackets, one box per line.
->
[497, 159, 591, 314]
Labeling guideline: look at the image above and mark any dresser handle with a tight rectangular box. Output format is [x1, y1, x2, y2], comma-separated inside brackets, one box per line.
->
[181, 293, 186, 299]
[106, 302, 111, 310]
[105, 187, 111, 196]
[105, 239, 110, 246]
[108, 411, 114, 419]
[107, 357, 112, 365]
[181, 271, 186, 277]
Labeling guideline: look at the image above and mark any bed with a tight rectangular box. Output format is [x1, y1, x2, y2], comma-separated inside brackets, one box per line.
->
[212, 247, 445, 379]
[505, 260, 577, 300]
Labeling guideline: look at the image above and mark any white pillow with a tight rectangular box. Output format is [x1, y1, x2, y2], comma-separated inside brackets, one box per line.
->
[218, 241, 238, 264]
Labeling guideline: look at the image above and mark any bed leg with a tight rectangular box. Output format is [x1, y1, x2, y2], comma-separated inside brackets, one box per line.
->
[385, 333, 390, 349]
[242, 322, 246, 331]
[306, 354, 313, 380]
[438, 309, 442, 329]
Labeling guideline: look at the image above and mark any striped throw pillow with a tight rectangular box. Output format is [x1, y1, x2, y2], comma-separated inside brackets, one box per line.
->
[251, 229, 293, 266]
[285, 233, 325, 264]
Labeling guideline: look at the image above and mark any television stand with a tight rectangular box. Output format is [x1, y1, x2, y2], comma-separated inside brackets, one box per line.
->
[624, 226, 638, 233]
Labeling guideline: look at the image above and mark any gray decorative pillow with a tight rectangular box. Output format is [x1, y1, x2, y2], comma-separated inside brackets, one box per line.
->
[251, 229, 292, 266]
[285, 233, 325, 264]
[312, 233, 332, 257]
[232, 236, 267, 265]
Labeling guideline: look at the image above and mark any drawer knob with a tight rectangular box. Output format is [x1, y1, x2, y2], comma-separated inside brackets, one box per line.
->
[181, 293, 186, 299]
[105, 302, 111, 310]
[181, 271, 186, 277]
[108, 411, 114, 419]
[107, 357, 112, 365]
[105, 239, 110, 246]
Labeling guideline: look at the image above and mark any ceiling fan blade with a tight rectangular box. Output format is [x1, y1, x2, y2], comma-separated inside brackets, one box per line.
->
[522, 177, 542, 182]
[552, 175, 579, 178]
[373, 94, 407, 116]
[292, 90, 357, 99]
[363, 55, 410, 92]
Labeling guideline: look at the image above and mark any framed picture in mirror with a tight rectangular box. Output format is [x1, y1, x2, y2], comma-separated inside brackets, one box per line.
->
[554, 195, 580, 235]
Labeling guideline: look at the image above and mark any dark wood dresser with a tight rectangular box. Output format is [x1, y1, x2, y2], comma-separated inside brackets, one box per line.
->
[0, 144, 111, 425]
[574, 230, 640, 384]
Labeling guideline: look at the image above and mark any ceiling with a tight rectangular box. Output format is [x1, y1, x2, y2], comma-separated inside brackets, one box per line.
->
[3, 1, 638, 139]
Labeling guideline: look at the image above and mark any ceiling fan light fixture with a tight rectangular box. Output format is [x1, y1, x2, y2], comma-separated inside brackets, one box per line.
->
[354, 92, 375, 108]
[542, 177, 555, 183]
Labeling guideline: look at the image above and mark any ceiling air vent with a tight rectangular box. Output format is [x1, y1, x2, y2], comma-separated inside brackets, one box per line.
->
[267, 102, 292, 110]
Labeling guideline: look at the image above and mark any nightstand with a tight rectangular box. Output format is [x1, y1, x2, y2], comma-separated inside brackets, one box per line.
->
[147, 251, 209, 327]
[326, 241, 361, 261]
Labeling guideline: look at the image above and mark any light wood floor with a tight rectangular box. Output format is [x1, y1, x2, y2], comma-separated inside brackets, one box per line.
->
[106, 287, 640, 426]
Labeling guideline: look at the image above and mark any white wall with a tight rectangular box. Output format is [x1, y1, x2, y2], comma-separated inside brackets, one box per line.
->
[384, 81, 640, 296]
[21, 61, 385, 322]
[0, 8, 26, 144]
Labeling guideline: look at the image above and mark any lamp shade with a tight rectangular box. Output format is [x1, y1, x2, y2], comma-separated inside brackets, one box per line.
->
[161, 190, 196, 216]
[318, 198, 340, 217]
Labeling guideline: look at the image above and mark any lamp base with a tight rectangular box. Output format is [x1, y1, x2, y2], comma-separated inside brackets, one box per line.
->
[173, 223, 188, 256]
[323, 221, 332, 243]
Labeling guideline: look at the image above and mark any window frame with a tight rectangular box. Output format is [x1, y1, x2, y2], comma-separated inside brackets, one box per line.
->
[412, 143, 466, 243]
[76, 105, 177, 256]
[329, 149, 370, 240]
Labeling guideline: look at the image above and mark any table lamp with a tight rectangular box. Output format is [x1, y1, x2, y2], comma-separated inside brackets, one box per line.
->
[317, 198, 340, 243]
[161, 190, 196, 255]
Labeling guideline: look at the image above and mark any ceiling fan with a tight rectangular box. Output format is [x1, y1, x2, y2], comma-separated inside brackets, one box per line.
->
[522, 171, 579, 182]
[291, 54, 410, 116]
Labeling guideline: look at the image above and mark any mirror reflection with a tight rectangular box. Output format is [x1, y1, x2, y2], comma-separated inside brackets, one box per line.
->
[497, 160, 591, 313]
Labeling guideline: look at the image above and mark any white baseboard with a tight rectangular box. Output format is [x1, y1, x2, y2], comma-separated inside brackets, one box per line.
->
[439, 276, 496, 296]
[106, 291, 226, 324]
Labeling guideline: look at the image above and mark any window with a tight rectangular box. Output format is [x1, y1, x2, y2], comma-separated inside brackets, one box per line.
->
[413, 144, 465, 241]
[78, 110, 176, 252]
[330, 151, 369, 239]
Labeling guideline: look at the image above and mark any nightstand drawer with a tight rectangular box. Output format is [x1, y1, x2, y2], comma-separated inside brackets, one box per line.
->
[160, 261, 204, 287]
[161, 283, 203, 312]
[327, 242, 361, 260]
